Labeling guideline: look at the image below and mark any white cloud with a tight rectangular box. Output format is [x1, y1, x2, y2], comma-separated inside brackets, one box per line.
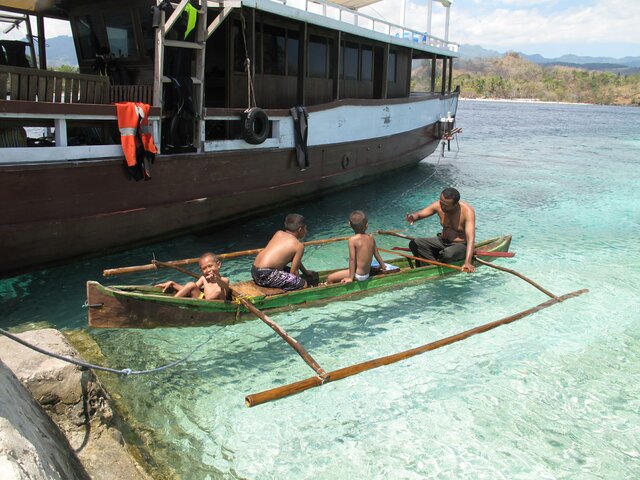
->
[361, 0, 640, 57]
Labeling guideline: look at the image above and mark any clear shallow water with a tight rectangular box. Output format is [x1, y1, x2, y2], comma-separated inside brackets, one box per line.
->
[2, 100, 640, 479]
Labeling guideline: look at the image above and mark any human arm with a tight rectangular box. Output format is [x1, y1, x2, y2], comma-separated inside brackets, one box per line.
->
[462, 207, 476, 273]
[289, 244, 305, 275]
[372, 242, 386, 271]
[341, 238, 357, 283]
[405, 201, 439, 225]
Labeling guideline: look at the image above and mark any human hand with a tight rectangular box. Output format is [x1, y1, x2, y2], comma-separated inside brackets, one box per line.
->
[341, 277, 354, 284]
[405, 213, 416, 225]
[461, 262, 476, 273]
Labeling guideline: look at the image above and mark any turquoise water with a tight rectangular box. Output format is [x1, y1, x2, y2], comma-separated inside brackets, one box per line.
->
[2, 100, 640, 479]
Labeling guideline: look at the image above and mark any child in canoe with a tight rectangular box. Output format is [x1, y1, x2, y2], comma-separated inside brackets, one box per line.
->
[252, 213, 316, 291]
[156, 252, 230, 300]
[326, 210, 388, 284]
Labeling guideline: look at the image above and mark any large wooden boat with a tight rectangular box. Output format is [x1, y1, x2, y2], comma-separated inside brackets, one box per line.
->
[0, 0, 460, 277]
[87, 235, 511, 328]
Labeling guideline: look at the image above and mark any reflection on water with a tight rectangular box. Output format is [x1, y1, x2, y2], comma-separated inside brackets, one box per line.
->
[2, 101, 640, 479]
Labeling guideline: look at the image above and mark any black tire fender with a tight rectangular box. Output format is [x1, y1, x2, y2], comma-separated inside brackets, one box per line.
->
[241, 107, 269, 145]
[342, 153, 351, 169]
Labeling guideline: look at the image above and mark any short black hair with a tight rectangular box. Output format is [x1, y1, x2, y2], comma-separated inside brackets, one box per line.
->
[284, 213, 306, 232]
[441, 187, 460, 203]
[349, 210, 367, 233]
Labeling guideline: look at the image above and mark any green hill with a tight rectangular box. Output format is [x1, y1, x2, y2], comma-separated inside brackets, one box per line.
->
[413, 52, 640, 106]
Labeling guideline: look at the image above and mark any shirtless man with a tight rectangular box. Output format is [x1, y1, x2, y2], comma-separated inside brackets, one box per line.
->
[251, 213, 312, 291]
[326, 210, 386, 284]
[405, 187, 476, 272]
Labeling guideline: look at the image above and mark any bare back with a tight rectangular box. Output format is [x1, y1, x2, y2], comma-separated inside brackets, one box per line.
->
[349, 233, 377, 275]
[253, 230, 304, 272]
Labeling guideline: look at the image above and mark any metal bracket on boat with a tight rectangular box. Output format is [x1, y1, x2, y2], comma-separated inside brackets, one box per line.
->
[82, 300, 104, 309]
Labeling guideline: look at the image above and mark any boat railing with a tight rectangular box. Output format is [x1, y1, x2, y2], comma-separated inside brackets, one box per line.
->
[251, 0, 458, 53]
[0, 99, 160, 163]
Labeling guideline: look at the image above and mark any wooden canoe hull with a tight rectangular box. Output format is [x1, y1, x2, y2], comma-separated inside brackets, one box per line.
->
[87, 236, 511, 329]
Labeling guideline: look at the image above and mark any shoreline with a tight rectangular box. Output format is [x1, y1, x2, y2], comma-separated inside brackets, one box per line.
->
[458, 96, 639, 107]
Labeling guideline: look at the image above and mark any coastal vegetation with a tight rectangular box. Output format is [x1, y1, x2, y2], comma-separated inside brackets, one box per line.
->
[413, 52, 640, 106]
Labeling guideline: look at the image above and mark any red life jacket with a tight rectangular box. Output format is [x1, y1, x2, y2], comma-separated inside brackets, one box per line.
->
[116, 102, 157, 180]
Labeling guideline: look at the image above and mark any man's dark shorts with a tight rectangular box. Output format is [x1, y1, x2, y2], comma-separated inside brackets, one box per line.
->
[251, 266, 306, 291]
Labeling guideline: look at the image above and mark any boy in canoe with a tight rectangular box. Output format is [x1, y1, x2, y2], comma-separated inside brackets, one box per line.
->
[252, 213, 314, 291]
[156, 252, 230, 300]
[326, 210, 387, 284]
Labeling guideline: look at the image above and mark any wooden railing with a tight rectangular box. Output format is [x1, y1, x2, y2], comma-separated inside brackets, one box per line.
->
[0, 65, 155, 105]
[0, 65, 110, 103]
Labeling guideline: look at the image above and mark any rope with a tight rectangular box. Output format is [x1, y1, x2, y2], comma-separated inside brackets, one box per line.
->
[0, 327, 215, 376]
[240, 12, 256, 110]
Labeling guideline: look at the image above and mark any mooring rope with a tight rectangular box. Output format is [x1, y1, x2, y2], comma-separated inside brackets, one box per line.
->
[0, 327, 214, 376]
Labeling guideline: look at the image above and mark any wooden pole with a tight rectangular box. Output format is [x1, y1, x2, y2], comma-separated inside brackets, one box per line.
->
[103, 235, 354, 277]
[474, 257, 557, 299]
[152, 261, 329, 380]
[245, 288, 589, 407]
[377, 248, 463, 271]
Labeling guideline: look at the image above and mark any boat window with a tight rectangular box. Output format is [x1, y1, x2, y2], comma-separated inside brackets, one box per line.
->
[262, 25, 286, 75]
[233, 22, 245, 72]
[361, 46, 373, 81]
[75, 15, 100, 60]
[103, 11, 138, 58]
[388, 51, 397, 82]
[342, 42, 358, 80]
[287, 31, 299, 76]
[138, 7, 155, 59]
[308, 35, 328, 78]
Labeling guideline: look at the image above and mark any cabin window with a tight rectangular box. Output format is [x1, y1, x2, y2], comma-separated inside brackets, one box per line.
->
[388, 51, 397, 82]
[262, 25, 286, 75]
[308, 35, 329, 78]
[75, 15, 100, 60]
[103, 11, 138, 58]
[138, 7, 155, 59]
[361, 46, 373, 81]
[342, 42, 358, 80]
[287, 31, 299, 76]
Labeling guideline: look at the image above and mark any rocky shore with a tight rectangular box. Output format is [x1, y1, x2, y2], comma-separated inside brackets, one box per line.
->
[0, 329, 151, 480]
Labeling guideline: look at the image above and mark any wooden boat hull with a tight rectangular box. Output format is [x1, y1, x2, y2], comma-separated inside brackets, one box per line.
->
[1, 99, 452, 277]
[87, 235, 511, 329]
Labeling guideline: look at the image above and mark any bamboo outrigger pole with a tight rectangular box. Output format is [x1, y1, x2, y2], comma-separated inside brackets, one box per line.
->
[152, 260, 328, 380]
[103, 235, 353, 277]
[474, 257, 557, 299]
[245, 288, 589, 407]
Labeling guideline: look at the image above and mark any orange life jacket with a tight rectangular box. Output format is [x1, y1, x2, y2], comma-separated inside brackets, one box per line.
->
[116, 102, 157, 180]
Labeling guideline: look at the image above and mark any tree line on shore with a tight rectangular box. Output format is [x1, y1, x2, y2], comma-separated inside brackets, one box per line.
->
[413, 52, 640, 106]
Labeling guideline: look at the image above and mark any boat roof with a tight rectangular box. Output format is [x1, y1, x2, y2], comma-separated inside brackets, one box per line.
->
[245, 0, 458, 56]
[0, 0, 67, 18]
[331, 0, 381, 8]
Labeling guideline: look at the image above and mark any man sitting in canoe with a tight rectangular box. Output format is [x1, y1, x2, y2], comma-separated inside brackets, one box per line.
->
[405, 187, 476, 272]
[326, 210, 387, 284]
[156, 252, 230, 300]
[251, 213, 314, 291]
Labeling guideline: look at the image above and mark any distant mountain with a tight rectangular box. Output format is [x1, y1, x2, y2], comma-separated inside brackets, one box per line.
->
[459, 44, 640, 72]
[45, 36, 77, 67]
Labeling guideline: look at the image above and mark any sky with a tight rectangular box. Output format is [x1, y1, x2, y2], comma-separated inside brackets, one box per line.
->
[2, 0, 639, 59]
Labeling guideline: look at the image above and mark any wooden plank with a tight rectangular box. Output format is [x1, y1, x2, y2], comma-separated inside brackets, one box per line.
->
[54, 77, 63, 102]
[231, 281, 285, 298]
[79, 78, 89, 103]
[0, 72, 7, 99]
[27, 74, 37, 100]
[37, 75, 47, 101]
[63, 76, 71, 103]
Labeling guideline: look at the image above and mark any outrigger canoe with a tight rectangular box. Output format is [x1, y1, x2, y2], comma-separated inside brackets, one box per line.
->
[87, 235, 512, 329]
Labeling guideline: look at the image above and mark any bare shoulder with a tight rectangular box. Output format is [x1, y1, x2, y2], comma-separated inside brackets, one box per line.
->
[460, 200, 475, 215]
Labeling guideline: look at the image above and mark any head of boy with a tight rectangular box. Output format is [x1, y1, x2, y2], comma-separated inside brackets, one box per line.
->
[199, 252, 221, 279]
[284, 213, 307, 238]
[349, 210, 368, 234]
